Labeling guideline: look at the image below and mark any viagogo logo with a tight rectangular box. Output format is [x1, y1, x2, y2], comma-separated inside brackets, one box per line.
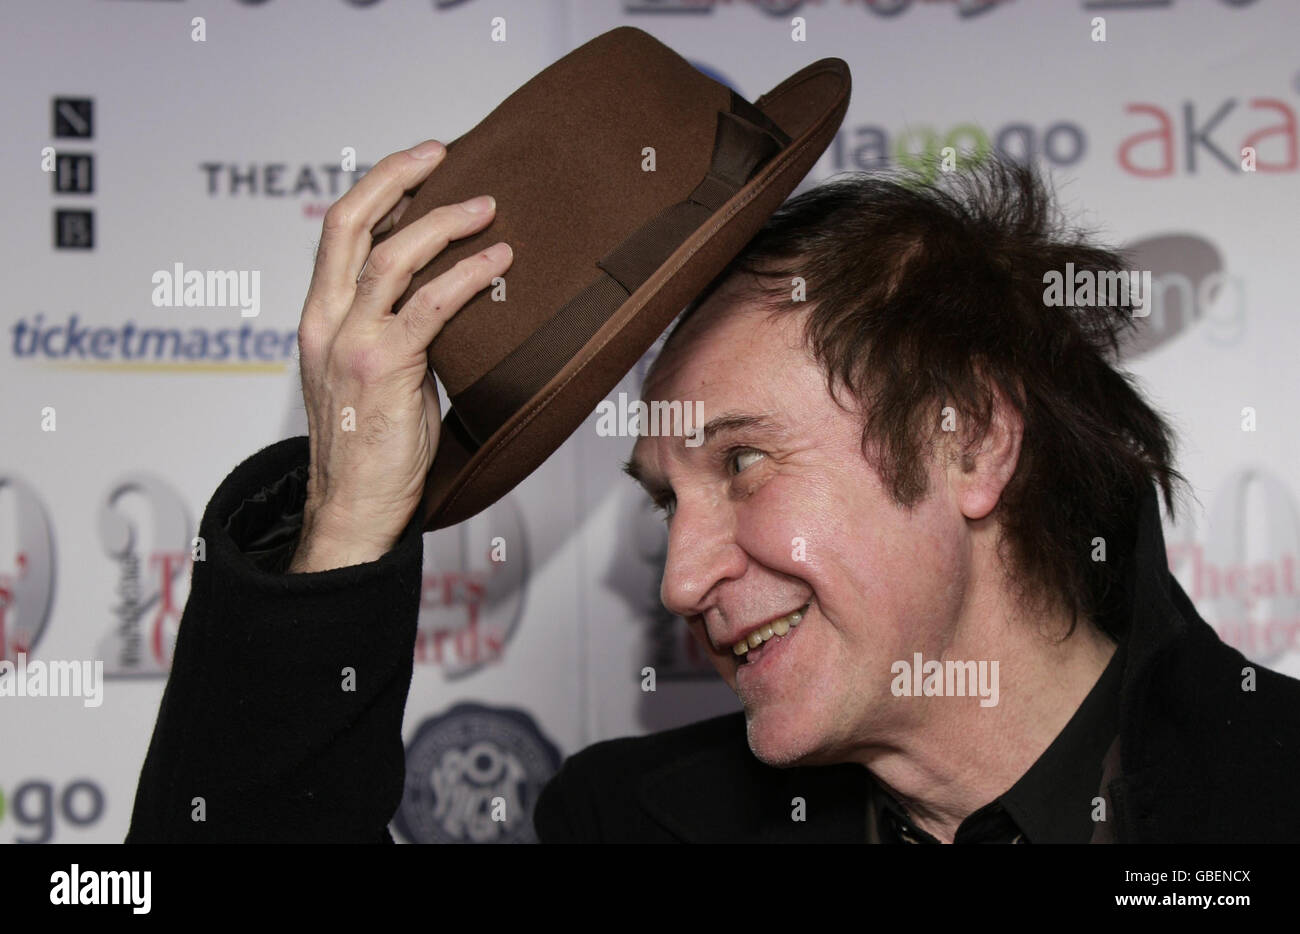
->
[827, 117, 1086, 181]
[0, 778, 106, 844]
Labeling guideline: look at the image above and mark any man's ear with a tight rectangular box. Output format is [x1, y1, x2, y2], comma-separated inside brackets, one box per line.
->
[950, 379, 1024, 522]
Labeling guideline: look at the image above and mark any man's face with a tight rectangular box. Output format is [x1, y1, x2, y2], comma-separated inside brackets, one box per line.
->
[628, 278, 972, 767]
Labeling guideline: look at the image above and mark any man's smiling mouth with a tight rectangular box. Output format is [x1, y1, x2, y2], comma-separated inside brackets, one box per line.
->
[730, 602, 811, 661]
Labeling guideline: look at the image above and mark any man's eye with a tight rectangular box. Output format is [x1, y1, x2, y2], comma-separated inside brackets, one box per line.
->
[728, 447, 765, 475]
[649, 498, 675, 521]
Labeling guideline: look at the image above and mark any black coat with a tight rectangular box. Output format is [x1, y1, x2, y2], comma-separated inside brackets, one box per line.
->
[126, 436, 1300, 843]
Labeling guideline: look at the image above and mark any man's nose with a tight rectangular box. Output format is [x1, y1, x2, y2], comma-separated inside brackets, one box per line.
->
[659, 497, 745, 620]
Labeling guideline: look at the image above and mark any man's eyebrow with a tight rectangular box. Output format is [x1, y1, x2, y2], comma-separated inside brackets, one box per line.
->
[620, 412, 785, 491]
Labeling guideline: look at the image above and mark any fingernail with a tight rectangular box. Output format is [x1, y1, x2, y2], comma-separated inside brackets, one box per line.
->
[486, 242, 512, 260]
[409, 140, 444, 159]
[463, 195, 495, 214]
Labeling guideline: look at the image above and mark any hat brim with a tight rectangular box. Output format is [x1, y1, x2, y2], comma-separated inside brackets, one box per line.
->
[420, 57, 851, 531]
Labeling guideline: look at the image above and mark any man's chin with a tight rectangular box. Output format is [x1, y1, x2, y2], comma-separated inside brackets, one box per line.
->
[743, 706, 827, 768]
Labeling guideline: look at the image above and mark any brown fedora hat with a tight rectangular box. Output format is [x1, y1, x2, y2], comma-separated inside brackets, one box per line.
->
[375, 26, 851, 531]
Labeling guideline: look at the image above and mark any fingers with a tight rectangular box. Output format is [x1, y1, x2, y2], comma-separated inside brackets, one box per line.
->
[303, 140, 446, 323]
[349, 195, 499, 320]
[370, 193, 414, 239]
[384, 240, 514, 361]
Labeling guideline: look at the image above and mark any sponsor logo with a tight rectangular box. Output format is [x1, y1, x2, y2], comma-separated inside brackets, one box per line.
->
[394, 702, 562, 844]
[0, 778, 106, 844]
[8, 313, 297, 371]
[625, 0, 1010, 18]
[1117, 95, 1298, 176]
[200, 160, 373, 222]
[94, 475, 192, 678]
[1116, 233, 1246, 360]
[828, 117, 1087, 178]
[0, 476, 56, 661]
[1167, 467, 1300, 666]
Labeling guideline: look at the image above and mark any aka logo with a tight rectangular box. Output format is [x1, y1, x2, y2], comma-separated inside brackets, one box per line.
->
[416, 496, 528, 678]
[394, 702, 561, 844]
[94, 474, 193, 677]
[0, 475, 56, 662]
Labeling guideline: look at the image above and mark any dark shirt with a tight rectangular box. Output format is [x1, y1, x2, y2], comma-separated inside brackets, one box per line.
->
[871, 638, 1126, 843]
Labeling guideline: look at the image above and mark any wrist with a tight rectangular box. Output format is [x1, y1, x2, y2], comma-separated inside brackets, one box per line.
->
[288, 509, 399, 573]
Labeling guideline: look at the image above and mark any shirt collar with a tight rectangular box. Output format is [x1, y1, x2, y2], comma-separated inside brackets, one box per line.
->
[997, 635, 1126, 842]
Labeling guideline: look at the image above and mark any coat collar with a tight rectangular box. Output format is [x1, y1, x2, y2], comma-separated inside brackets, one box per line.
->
[636, 483, 1197, 842]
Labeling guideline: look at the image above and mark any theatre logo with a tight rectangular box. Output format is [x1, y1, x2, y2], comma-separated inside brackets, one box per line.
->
[393, 702, 562, 844]
[416, 495, 528, 678]
[199, 159, 372, 221]
[0, 474, 56, 662]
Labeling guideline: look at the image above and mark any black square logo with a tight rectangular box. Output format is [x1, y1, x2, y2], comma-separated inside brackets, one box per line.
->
[54, 209, 94, 249]
[53, 153, 94, 194]
[52, 97, 94, 138]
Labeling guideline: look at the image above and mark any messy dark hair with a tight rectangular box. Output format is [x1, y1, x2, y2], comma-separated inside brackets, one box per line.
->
[663, 155, 1188, 642]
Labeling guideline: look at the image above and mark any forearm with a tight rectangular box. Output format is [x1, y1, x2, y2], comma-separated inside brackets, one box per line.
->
[126, 436, 425, 843]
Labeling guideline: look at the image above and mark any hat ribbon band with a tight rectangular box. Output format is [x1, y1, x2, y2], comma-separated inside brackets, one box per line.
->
[447, 91, 791, 449]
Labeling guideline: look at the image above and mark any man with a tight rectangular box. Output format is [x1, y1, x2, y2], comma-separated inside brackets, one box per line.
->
[125, 145, 1300, 844]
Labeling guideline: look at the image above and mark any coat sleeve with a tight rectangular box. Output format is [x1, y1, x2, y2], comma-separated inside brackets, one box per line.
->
[124, 435, 425, 843]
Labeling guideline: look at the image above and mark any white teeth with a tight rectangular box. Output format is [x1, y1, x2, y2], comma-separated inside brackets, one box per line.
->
[729, 604, 809, 656]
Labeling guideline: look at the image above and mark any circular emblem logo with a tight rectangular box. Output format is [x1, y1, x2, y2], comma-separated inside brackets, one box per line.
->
[394, 702, 562, 844]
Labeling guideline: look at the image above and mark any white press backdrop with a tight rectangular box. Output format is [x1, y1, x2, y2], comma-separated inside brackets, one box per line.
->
[1, 0, 1298, 843]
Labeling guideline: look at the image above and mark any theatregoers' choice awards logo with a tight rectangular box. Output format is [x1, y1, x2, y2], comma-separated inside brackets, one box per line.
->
[94, 474, 192, 677]
[394, 702, 562, 844]
[1167, 467, 1300, 667]
[417, 495, 528, 678]
[0, 475, 56, 661]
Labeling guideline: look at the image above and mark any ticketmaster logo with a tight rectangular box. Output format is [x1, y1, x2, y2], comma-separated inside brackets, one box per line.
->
[9, 314, 296, 369]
